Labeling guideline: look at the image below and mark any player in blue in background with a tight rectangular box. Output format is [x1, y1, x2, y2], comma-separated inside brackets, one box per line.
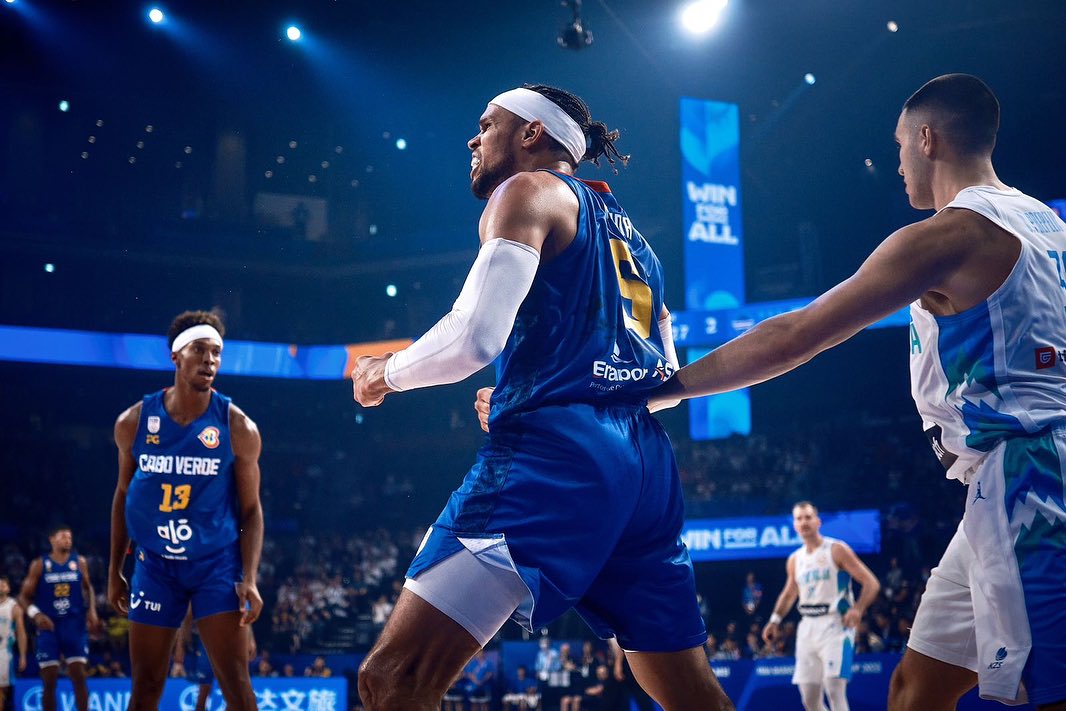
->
[108, 310, 264, 711]
[18, 525, 99, 711]
[353, 84, 732, 710]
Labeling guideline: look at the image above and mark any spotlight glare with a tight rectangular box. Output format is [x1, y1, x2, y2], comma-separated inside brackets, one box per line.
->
[804, 73, 816, 85]
[4, 0, 16, 6]
[887, 20, 899, 32]
[395, 138, 407, 150]
[44, 263, 55, 273]
[681, 0, 728, 35]
[864, 158, 874, 168]
[58, 100, 70, 113]
[148, 7, 164, 24]
[385, 284, 397, 298]
[286, 25, 302, 41]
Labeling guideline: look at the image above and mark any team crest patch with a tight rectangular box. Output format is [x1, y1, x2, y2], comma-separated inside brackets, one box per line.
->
[198, 426, 221, 449]
[147, 416, 161, 434]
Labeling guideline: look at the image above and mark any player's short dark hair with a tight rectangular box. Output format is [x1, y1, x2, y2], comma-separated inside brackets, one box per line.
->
[0, 575, 9, 584]
[792, 501, 818, 514]
[902, 74, 1000, 156]
[49, 523, 72, 536]
[524, 84, 630, 172]
[167, 310, 225, 349]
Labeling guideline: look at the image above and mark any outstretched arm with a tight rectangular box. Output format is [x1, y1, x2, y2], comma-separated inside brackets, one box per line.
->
[108, 403, 140, 617]
[650, 217, 965, 406]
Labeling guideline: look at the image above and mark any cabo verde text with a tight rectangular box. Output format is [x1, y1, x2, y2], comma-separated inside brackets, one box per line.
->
[138, 455, 222, 476]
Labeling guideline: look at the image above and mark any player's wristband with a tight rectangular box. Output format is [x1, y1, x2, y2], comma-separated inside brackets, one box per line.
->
[769, 613, 783, 625]
[27, 605, 41, 618]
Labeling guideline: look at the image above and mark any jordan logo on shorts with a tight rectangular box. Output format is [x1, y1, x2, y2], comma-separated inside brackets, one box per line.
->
[972, 481, 987, 504]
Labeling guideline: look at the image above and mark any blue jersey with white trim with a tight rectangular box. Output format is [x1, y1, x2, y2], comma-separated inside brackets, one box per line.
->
[34, 553, 85, 619]
[910, 187, 1066, 481]
[127, 389, 238, 560]
[489, 170, 674, 423]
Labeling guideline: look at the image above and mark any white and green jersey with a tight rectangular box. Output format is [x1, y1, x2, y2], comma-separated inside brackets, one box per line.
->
[794, 537, 853, 616]
[910, 186, 1066, 482]
[0, 598, 15, 654]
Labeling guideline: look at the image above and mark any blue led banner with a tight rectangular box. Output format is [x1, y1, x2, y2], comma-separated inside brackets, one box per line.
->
[0, 325, 411, 380]
[682, 509, 881, 562]
[15, 677, 347, 711]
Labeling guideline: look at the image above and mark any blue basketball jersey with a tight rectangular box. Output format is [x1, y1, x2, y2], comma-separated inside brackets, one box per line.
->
[34, 553, 85, 619]
[490, 170, 673, 423]
[127, 389, 238, 560]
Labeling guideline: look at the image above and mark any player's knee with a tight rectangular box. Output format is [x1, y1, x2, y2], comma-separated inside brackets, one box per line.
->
[358, 652, 426, 709]
[887, 663, 910, 711]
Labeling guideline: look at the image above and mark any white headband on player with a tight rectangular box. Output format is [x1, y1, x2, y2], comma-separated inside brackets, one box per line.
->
[489, 88, 587, 164]
[171, 324, 223, 353]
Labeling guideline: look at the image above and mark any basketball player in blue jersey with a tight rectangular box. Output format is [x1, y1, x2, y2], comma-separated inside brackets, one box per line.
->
[651, 74, 1066, 710]
[108, 310, 264, 711]
[17, 525, 98, 711]
[352, 85, 732, 710]
[762, 502, 880, 711]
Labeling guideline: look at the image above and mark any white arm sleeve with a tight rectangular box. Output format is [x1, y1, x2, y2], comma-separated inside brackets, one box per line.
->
[648, 313, 682, 413]
[383, 238, 540, 392]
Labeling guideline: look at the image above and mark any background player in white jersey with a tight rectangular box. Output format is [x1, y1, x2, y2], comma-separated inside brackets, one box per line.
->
[762, 502, 880, 711]
[650, 73, 1066, 709]
[0, 576, 28, 709]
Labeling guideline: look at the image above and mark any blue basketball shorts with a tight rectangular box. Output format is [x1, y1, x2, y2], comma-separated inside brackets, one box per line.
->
[36, 616, 88, 667]
[128, 544, 242, 629]
[407, 403, 707, 653]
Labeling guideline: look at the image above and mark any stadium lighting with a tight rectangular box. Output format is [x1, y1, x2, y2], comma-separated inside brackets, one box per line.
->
[148, 7, 164, 24]
[804, 73, 816, 85]
[58, 100, 70, 112]
[395, 138, 407, 150]
[286, 25, 302, 42]
[680, 0, 728, 35]
[386, 284, 398, 297]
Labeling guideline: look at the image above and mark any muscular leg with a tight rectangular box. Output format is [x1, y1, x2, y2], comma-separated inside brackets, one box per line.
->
[128, 622, 178, 711]
[68, 661, 89, 711]
[888, 648, 976, 711]
[823, 678, 848, 711]
[197, 612, 257, 711]
[798, 683, 827, 711]
[39, 665, 58, 711]
[358, 589, 483, 711]
[624, 645, 734, 711]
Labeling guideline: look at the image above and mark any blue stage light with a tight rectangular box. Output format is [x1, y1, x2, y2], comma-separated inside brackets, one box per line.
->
[386, 284, 398, 297]
[395, 138, 407, 150]
[148, 7, 164, 24]
[286, 25, 302, 41]
[804, 73, 816, 85]
[58, 100, 70, 112]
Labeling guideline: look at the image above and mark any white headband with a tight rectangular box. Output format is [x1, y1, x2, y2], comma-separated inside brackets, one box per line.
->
[171, 324, 223, 353]
[489, 88, 587, 164]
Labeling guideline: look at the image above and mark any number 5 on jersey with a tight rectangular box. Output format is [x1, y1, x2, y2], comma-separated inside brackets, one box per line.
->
[609, 240, 654, 339]
[159, 483, 191, 512]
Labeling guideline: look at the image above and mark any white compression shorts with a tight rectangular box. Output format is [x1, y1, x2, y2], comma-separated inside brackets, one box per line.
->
[384, 238, 540, 392]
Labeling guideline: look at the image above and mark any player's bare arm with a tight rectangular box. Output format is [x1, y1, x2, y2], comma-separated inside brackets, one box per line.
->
[13, 597, 27, 671]
[652, 210, 979, 405]
[79, 555, 100, 632]
[231, 403, 264, 627]
[353, 171, 575, 408]
[18, 558, 53, 632]
[108, 401, 141, 616]
[763, 553, 799, 645]
[832, 542, 881, 628]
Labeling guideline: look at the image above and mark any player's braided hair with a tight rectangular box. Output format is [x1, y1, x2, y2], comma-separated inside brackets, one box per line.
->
[167, 310, 226, 349]
[525, 84, 630, 172]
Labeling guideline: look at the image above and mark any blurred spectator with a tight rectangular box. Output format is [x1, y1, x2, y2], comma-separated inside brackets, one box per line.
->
[502, 665, 540, 711]
[304, 656, 332, 678]
[741, 572, 764, 616]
